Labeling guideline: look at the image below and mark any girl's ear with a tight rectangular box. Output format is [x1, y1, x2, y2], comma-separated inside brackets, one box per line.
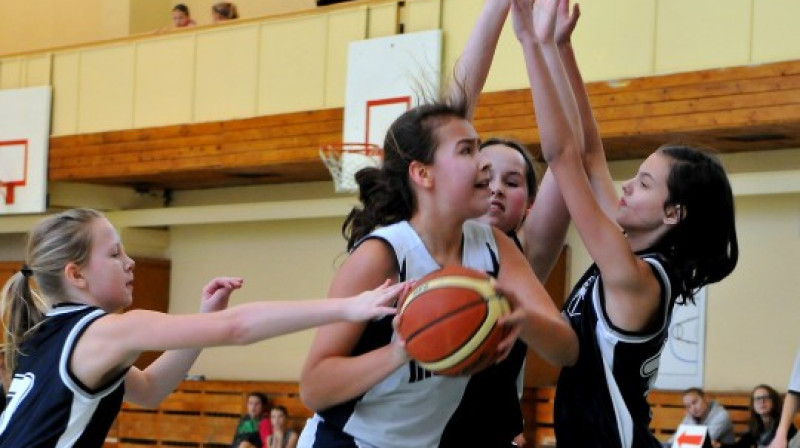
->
[409, 160, 433, 189]
[664, 204, 685, 225]
[64, 262, 87, 289]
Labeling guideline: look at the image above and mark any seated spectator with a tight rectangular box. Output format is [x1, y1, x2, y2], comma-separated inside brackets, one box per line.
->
[770, 350, 800, 448]
[267, 405, 298, 448]
[723, 385, 797, 448]
[232, 392, 268, 448]
[212, 2, 239, 23]
[667, 388, 736, 446]
[171, 4, 196, 28]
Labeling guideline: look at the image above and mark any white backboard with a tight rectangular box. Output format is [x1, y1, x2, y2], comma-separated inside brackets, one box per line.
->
[0, 86, 52, 215]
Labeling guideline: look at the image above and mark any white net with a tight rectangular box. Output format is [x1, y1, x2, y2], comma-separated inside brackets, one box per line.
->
[319, 144, 383, 194]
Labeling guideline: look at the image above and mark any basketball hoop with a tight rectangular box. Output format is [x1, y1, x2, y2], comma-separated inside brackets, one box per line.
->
[319, 143, 383, 194]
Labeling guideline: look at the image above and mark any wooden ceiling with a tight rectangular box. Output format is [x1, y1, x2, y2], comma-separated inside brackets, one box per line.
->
[49, 59, 800, 191]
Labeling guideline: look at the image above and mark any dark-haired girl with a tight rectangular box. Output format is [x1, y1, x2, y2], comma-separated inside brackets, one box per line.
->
[511, 0, 739, 446]
[724, 385, 797, 448]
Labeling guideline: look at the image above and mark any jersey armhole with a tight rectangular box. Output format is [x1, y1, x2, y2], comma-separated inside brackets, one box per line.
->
[61, 311, 130, 399]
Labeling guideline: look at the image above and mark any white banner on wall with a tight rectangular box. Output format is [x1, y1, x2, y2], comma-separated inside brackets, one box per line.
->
[654, 288, 707, 390]
[0, 86, 52, 215]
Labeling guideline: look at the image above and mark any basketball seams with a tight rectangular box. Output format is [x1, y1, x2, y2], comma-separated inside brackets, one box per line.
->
[402, 298, 489, 348]
[419, 295, 508, 374]
[399, 276, 496, 313]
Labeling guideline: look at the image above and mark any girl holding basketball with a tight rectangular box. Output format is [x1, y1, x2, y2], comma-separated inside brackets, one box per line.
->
[0, 208, 404, 447]
[511, 0, 738, 446]
[297, 48, 578, 448]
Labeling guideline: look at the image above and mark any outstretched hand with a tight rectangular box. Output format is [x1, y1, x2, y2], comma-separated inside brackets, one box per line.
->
[200, 276, 243, 313]
[532, 0, 559, 43]
[343, 279, 409, 322]
[511, 0, 560, 44]
[555, 0, 580, 45]
[511, 0, 535, 43]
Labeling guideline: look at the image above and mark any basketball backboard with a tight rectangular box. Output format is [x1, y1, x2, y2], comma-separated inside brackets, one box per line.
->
[321, 30, 442, 193]
[0, 140, 28, 205]
[0, 86, 51, 215]
[343, 29, 442, 147]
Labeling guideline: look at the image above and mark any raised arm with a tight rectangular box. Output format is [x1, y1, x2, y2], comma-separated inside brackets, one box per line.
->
[451, 0, 510, 119]
[513, 0, 662, 332]
[517, 0, 580, 282]
[555, 0, 618, 219]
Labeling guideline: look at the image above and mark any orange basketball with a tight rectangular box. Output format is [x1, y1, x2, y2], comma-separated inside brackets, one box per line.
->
[396, 266, 511, 376]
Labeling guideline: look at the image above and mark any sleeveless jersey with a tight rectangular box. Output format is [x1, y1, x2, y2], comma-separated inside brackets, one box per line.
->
[298, 220, 504, 448]
[438, 230, 526, 448]
[0, 304, 128, 448]
[554, 253, 678, 448]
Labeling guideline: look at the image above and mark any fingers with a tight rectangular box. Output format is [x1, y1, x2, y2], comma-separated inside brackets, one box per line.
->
[496, 323, 522, 361]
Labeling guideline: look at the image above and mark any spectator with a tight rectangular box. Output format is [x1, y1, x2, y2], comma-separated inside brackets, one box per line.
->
[171, 4, 196, 28]
[212, 2, 239, 23]
[267, 405, 298, 448]
[666, 388, 736, 446]
[233, 393, 268, 448]
[723, 385, 797, 448]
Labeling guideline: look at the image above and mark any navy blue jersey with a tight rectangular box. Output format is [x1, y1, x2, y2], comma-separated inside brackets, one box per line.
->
[0, 304, 129, 448]
[438, 230, 527, 448]
[555, 254, 678, 448]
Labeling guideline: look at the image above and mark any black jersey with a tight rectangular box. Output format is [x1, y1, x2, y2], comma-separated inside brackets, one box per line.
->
[437, 230, 528, 447]
[555, 254, 678, 448]
[0, 304, 129, 448]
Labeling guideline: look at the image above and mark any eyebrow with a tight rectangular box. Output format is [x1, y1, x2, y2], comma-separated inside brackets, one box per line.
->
[639, 172, 656, 182]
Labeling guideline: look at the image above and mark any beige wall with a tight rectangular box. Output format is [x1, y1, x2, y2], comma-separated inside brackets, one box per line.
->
[0, 0, 315, 56]
[0, 0, 132, 55]
[168, 218, 345, 380]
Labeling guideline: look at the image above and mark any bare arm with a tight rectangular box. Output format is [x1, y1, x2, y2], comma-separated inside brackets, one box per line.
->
[123, 277, 241, 407]
[451, 0, 510, 119]
[769, 392, 799, 448]
[72, 277, 402, 408]
[513, 0, 662, 332]
[555, 0, 618, 219]
[495, 228, 578, 366]
[300, 240, 409, 411]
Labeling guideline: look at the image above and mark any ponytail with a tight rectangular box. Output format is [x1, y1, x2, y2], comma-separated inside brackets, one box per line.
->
[1, 270, 48, 373]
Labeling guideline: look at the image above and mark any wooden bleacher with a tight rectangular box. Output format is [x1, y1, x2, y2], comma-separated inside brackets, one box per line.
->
[104, 380, 311, 448]
[103, 381, 800, 447]
[529, 386, 800, 447]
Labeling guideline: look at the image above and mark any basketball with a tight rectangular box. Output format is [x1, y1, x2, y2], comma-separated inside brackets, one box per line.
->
[396, 266, 511, 376]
